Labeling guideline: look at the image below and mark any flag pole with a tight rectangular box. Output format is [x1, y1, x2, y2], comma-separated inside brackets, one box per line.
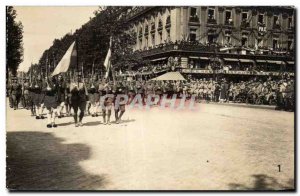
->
[76, 37, 79, 86]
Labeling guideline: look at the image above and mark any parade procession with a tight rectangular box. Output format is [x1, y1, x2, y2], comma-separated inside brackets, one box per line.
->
[6, 6, 295, 191]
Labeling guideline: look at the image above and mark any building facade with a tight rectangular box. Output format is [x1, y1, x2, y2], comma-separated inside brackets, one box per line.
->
[122, 6, 295, 78]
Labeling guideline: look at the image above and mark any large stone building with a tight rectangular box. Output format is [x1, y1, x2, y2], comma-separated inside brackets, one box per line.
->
[122, 6, 295, 78]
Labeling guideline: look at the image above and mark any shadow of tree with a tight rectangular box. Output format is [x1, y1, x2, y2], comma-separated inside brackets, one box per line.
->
[228, 174, 294, 191]
[7, 131, 107, 190]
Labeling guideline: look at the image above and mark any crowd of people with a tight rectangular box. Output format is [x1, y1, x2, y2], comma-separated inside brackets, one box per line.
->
[7, 72, 294, 128]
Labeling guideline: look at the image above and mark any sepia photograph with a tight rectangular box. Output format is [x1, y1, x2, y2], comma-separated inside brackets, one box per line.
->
[6, 5, 295, 191]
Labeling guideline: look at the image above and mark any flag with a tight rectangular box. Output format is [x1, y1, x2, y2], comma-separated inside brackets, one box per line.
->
[104, 37, 112, 78]
[51, 41, 76, 76]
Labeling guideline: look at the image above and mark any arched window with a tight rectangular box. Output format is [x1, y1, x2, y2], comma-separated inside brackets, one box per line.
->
[158, 19, 163, 31]
[150, 21, 155, 34]
[145, 24, 149, 36]
[166, 15, 171, 28]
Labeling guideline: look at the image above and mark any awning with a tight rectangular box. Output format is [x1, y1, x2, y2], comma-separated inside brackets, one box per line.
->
[267, 60, 283, 64]
[287, 61, 294, 64]
[189, 56, 199, 59]
[256, 60, 267, 63]
[199, 57, 209, 60]
[151, 57, 167, 62]
[151, 72, 186, 81]
[224, 58, 239, 62]
[239, 59, 253, 63]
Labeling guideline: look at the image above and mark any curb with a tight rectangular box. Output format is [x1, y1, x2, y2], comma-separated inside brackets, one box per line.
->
[200, 102, 276, 110]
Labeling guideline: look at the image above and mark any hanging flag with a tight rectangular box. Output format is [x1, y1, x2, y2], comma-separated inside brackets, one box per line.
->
[51, 41, 76, 76]
[104, 37, 112, 78]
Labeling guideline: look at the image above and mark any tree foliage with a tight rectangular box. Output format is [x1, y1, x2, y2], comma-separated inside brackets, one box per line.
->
[6, 6, 23, 76]
[37, 6, 148, 78]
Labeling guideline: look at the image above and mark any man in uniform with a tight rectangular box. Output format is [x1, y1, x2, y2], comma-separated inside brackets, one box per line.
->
[32, 76, 45, 119]
[9, 77, 22, 110]
[101, 80, 113, 125]
[70, 74, 88, 127]
[114, 81, 127, 124]
[87, 75, 100, 117]
[57, 75, 67, 118]
[43, 76, 59, 128]
[22, 77, 32, 110]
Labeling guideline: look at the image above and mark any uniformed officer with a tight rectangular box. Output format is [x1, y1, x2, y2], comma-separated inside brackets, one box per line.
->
[101, 80, 113, 125]
[22, 77, 31, 110]
[70, 75, 88, 127]
[43, 76, 59, 128]
[57, 75, 67, 118]
[87, 75, 100, 117]
[32, 76, 45, 119]
[114, 81, 127, 124]
[9, 77, 22, 110]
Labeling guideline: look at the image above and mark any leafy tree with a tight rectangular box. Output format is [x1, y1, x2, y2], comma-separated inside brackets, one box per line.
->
[6, 6, 23, 77]
[37, 6, 149, 79]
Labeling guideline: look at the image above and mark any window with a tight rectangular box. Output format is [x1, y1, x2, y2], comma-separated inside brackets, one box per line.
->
[190, 7, 197, 17]
[225, 11, 232, 25]
[145, 36, 148, 48]
[166, 29, 171, 41]
[273, 15, 279, 27]
[258, 14, 264, 24]
[242, 12, 248, 21]
[273, 39, 278, 49]
[158, 32, 162, 43]
[241, 37, 248, 46]
[151, 34, 155, 46]
[189, 28, 197, 42]
[190, 7, 198, 22]
[208, 8, 215, 20]
[288, 17, 293, 28]
[288, 40, 293, 50]
[225, 30, 231, 44]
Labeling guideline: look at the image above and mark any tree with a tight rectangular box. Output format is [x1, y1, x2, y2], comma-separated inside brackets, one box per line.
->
[6, 6, 23, 77]
[37, 6, 149, 79]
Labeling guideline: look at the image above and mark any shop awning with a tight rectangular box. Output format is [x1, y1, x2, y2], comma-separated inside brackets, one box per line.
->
[256, 60, 267, 63]
[267, 60, 283, 64]
[189, 56, 199, 59]
[151, 57, 167, 62]
[287, 61, 294, 64]
[239, 59, 253, 63]
[199, 57, 209, 60]
[151, 72, 186, 81]
[224, 58, 239, 62]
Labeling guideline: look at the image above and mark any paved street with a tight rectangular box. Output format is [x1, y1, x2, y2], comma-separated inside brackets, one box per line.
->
[6, 102, 294, 190]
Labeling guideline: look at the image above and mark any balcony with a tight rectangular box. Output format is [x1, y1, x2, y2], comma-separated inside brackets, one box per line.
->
[224, 20, 233, 26]
[207, 18, 217, 24]
[241, 20, 250, 28]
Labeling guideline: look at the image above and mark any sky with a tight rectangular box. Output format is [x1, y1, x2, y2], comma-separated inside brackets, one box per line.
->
[14, 6, 99, 72]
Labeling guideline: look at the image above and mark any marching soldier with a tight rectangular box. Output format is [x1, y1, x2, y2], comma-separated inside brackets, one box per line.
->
[114, 81, 127, 124]
[22, 77, 31, 110]
[57, 75, 67, 118]
[87, 75, 100, 117]
[70, 75, 88, 127]
[43, 76, 59, 128]
[32, 76, 45, 119]
[101, 80, 113, 125]
[9, 77, 22, 110]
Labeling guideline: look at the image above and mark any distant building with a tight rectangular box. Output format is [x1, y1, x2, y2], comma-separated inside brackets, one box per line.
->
[121, 6, 295, 78]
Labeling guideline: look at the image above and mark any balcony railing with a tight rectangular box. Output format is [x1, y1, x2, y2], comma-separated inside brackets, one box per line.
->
[189, 15, 199, 23]
[207, 18, 217, 24]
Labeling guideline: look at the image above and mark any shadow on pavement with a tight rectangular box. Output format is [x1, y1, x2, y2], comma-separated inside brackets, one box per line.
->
[228, 174, 294, 191]
[7, 131, 107, 190]
[57, 121, 74, 127]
